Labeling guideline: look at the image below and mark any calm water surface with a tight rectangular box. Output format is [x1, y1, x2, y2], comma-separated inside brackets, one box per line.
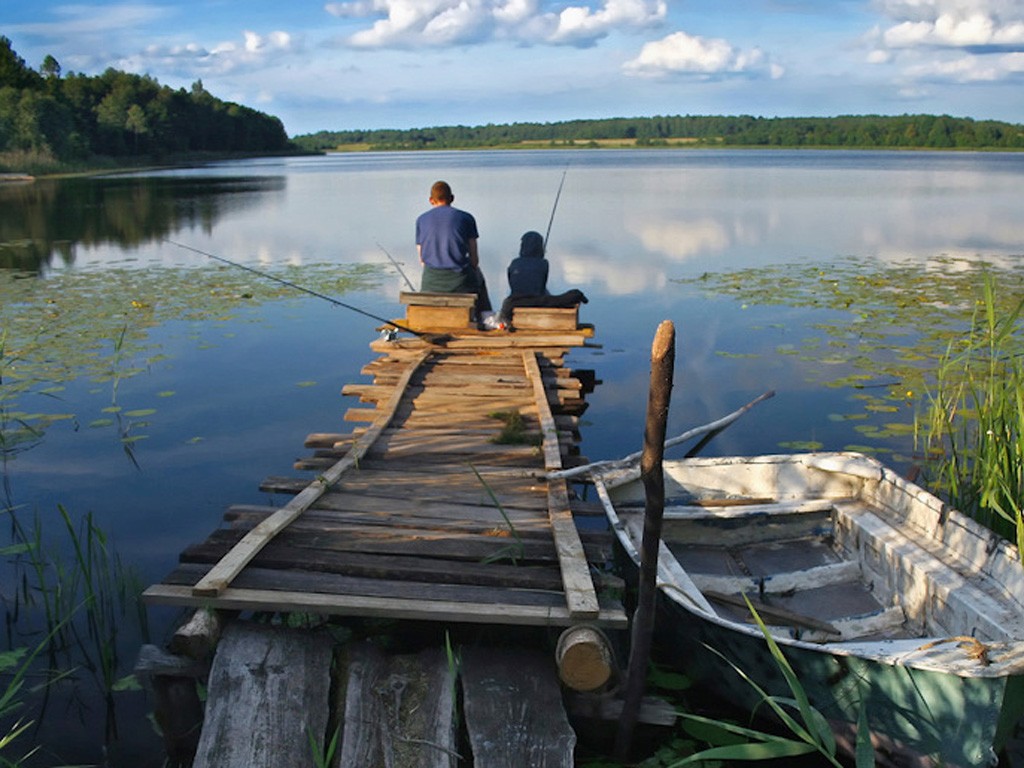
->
[2, 149, 1023, 765]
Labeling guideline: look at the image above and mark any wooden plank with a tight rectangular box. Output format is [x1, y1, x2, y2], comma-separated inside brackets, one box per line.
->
[399, 291, 476, 307]
[523, 351, 563, 471]
[337, 643, 458, 768]
[143, 583, 629, 628]
[183, 537, 570, 590]
[461, 647, 575, 767]
[523, 350, 601, 620]
[304, 431, 358, 449]
[407, 305, 473, 330]
[186, 522, 573, 563]
[167, 563, 574, 608]
[370, 335, 590, 354]
[226, 496, 550, 528]
[191, 349, 433, 597]
[192, 622, 334, 768]
[512, 306, 579, 331]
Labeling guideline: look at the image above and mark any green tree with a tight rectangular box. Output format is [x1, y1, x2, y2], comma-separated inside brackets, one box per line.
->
[125, 103, 148, 151]
[0, 36, 39, 89]
[41, 54, 61, 79]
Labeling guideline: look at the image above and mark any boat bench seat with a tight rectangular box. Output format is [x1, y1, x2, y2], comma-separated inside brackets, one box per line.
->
[835, 501, 1024, 640]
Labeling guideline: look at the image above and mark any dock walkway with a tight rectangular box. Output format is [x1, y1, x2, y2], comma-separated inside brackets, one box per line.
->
[140, 300, 632, 766]
[143, 310, 624, 628]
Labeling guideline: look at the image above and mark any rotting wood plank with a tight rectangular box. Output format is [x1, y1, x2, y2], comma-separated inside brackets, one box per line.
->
[183, 522, 587, 563]
[337, 642, 458, 768]
[181, 540, 572, 590]
[191, 622, 334, 768]
[524, 350, 601, 620]
[461, 646, 575, 768]
[191, 349, 433, 597]
[224, 498, 551, 530]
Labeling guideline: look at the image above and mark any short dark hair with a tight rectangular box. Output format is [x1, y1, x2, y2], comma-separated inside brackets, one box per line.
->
[430, 181, 453, 203]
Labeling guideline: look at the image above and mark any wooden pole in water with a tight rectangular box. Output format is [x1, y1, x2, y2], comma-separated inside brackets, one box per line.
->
[615, 319, 675, 760]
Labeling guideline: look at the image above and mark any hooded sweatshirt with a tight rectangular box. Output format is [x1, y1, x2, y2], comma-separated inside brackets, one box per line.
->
[507, 231, 549, 297]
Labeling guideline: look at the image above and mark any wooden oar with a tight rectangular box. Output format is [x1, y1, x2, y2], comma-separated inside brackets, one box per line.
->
[704, 590, 842, 636]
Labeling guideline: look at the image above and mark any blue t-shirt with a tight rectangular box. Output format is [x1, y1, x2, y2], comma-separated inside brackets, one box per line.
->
[416, 205, 478, 271]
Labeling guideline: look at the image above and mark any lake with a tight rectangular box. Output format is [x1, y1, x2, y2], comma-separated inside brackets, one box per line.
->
[2, 148, 1023, 765]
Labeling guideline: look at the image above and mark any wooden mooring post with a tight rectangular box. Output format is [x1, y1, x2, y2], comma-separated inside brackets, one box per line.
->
[615, 320, 675, 760]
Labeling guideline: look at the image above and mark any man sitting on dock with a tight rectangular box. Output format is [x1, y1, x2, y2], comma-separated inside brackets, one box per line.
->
[416, 180, 493, 321]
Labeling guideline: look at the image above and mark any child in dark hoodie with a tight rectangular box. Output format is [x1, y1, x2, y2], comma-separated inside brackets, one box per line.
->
[507, 230, 549, 298]
[498, 230, 587, 328]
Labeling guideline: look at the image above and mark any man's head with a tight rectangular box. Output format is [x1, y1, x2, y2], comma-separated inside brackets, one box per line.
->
[429, 181, 454, 205]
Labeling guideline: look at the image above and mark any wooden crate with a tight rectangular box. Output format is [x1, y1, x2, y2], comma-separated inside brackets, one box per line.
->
[400, 291, 476, 330]
[512, 306, 579, 331]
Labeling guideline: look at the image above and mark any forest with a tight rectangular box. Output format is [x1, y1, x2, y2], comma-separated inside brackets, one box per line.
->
[0, 37, 290, 171]
[295, 113, 1024, 152]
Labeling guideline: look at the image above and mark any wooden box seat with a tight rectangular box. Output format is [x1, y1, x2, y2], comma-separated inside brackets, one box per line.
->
[400, 291, 476, 330]
[512, 305, 579, 331]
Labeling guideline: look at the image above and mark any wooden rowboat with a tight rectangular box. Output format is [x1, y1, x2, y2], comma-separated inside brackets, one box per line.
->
[594, 452, 1024, 767]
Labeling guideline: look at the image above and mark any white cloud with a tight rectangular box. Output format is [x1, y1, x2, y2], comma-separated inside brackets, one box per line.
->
[120, 30, 299, 76]
[325, 0, 665, 48]
[623, 31, 780, 78]
[874, 0, 1024, 49]
[903, 48, 1024, 80]
[867, 0, 1024, 86]
[547, 0, 666, 46]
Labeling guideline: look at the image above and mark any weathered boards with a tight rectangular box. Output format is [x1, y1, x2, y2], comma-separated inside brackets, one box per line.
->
[461, 647, 577, 768]
[191, 622, 335, 768]
[143, 308, 624, 629]
[336, 642, 458, 768]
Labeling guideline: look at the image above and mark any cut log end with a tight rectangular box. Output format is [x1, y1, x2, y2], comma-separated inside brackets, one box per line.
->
[556, 625, 615, 692]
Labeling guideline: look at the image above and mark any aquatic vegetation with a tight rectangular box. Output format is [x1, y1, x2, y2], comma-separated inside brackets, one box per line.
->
[0, 262, 382, 455]
[0, 498, 148, 760]
[915, 276, 1024, 552]
[678, 256, 1024, 455]
[669, 601, 875, 768]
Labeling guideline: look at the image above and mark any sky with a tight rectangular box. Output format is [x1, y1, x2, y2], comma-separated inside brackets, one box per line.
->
[3, 0, 1024, 136]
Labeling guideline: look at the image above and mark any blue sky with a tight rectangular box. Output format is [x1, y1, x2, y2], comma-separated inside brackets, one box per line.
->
[3, 1, 1024, 136]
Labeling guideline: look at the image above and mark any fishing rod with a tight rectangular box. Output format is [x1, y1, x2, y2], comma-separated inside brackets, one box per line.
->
[376, 242, 416, 292]
[164, 239, 445, 343]
[543, 167, 569, 250]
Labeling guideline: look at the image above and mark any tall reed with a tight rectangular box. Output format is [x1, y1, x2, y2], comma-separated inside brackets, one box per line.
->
[2, 504, 149, 752]
[915, 276, 1024, 554]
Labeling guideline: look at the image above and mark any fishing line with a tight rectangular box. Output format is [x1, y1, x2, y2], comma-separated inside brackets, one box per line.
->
[376, 242, 416, 292]
[543, 166, 569, 249]
[164, 239, 443, 342]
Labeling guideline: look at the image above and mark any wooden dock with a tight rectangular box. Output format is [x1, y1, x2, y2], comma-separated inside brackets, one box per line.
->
[140, 298, 636, 767]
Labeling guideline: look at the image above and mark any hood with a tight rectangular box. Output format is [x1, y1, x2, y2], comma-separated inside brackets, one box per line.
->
[519, 231, 545, 259]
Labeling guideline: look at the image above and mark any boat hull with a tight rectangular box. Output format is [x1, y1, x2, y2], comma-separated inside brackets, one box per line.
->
[649, 585, 1023, 767]
[598, 452, 1024, 767]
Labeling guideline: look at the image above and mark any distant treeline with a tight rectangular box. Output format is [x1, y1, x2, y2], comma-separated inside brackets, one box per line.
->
[0, 37, 289, 168]
[295, 114, 1024, 152]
